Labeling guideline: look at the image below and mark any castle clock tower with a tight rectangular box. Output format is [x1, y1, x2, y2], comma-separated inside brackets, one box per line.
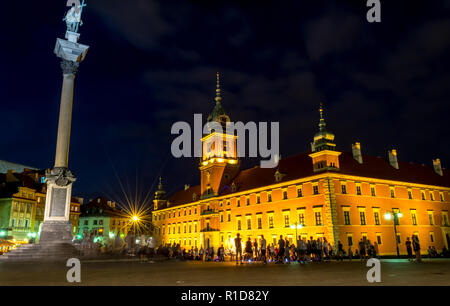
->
[199, 73, 240, 198]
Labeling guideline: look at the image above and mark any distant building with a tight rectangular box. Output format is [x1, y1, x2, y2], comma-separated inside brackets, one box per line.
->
[78, 197, 131, 240]
[152, 75, 450, 256]
[0, 168, 80, 241]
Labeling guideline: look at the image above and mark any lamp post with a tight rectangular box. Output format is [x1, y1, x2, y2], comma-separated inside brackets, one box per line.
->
[384, 210, 403, 257]
[290, 222, 304, 247]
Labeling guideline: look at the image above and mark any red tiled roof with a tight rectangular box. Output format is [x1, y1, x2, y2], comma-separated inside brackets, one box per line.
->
[168, 185, 201, 206]
[164, 151, 449, 209]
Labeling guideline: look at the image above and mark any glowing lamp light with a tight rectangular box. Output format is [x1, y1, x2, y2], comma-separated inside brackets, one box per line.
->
[217, 158, 224, 163]
[202, 161, 208, 166]
[132, 215, 139, 222]
[228, 160, 237, 164]
[109, 233, 115, 239]
[384, 213, 392, 220]
[397, 212, 403, 218]
[0, 231, 6, 237]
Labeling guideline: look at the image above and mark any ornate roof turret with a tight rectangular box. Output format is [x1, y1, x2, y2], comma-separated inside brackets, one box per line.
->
[154, 177, 166, 200]
[207, 72, 230, 124]
[312, 103, 336, 152]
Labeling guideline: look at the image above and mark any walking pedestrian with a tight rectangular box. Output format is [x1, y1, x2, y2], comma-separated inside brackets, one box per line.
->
[277, 235, 285, 263]
[235, 233, 243, 264]
[412, 235, 421, 263]
[260, 235, 267, 264]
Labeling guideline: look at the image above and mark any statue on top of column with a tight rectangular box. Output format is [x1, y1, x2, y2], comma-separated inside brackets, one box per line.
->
[63, 0, 87, 33]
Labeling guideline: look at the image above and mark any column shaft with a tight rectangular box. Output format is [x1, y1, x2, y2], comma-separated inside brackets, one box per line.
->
[54, 73, 75, 168]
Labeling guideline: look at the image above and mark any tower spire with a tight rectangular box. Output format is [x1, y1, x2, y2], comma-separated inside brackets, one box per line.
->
[215, 72, 222, 103]
[155, 176, 166, 200]
[319, 102, 326, 132]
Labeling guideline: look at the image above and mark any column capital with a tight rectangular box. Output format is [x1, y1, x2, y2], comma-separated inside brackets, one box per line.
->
[45, 167, 77, 187]
[60, 59, 80, 75]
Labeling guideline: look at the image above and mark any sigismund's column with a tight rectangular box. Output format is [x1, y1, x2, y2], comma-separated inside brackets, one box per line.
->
[39, 3, 89, 244]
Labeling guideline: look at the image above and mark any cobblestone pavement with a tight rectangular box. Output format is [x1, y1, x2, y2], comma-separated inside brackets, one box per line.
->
[0, 258, 449, 286]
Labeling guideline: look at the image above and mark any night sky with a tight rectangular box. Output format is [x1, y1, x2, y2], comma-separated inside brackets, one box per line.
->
[1, 0, 449, 205]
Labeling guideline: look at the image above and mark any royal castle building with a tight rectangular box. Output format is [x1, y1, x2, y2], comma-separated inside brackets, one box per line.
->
[152, 74, 450, 255]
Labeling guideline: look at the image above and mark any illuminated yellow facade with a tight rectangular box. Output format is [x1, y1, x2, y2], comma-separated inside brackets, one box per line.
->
[152, 78, 450, 256]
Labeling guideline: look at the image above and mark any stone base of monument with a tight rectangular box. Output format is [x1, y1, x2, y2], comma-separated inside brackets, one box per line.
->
[0, 221, 85, 262]
[39, 221, 74, 244]
[0, 243, 83, 262]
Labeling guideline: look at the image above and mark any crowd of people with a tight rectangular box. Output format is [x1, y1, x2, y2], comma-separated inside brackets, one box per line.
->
[74, 231, 449, 263]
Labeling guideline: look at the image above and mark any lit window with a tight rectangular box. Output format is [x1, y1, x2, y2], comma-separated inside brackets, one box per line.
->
[268, 214, 274, 228]
[443, 213, 449, 226]
[428, 211, 434, 225]
[341, 183, 347, 194]
[284, 213, 290, 228]
[376, 233, 382, 244]
[313, 185, 319, 195]
[298, 210, 305, 226]
[344, 211, 351, 225]
[297, 186, 303, 197]
[374, 211, 380, 225]
[411, 210, 418, 226]
[347, 235, 353, 246]
[315, 212, 322, 226]
[356, 184, 362, 195]
[360, 211, 366, 225]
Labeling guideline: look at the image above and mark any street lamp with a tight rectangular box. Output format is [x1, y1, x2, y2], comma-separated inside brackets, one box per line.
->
[384, 210, 402, 257]
[290, 222, 304, 247]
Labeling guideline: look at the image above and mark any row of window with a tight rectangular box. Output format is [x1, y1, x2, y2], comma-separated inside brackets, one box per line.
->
[342, 207, 449, 226]
[154, 185, 321, 221]
[164, 221, 199, 235]
[10, 218, 30, 228]
[341, 182, 446, 201]
[232, 211, 322, 230]
[83, 219, 104, 226]
[12, 202, 32, 213]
